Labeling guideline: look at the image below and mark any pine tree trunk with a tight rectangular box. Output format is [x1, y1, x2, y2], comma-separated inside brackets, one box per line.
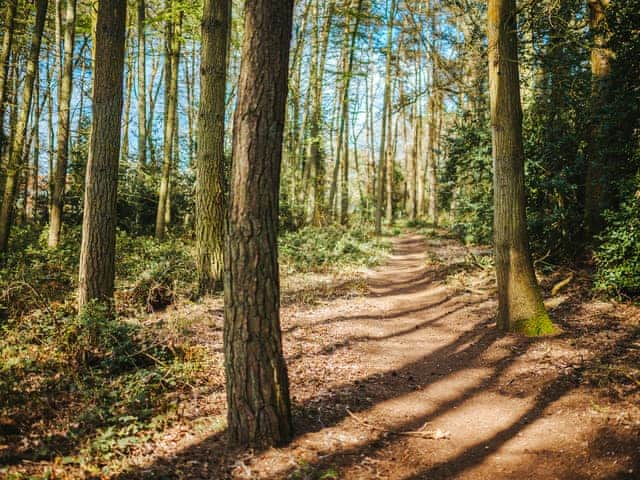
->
[0, 0, 48, 255]
[196, 0, 230, 295]
[77, 0, 126, 308]
[488, 0, 554, 335]
[224, 0, 294, 449]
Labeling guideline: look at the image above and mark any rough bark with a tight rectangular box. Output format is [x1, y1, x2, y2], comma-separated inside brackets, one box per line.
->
[196, 0, 230, 295]
[488, 0, 554, 335]
[0, 0, 48, 255]
[48, 0, 77, 248]
[224, 0, 294, 448]
[77, 0, 126, 308]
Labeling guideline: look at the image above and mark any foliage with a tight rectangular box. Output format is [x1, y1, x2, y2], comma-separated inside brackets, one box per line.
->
[441, 118, 493, 245]
[279, 225, 390, 274]
[0, 226, 198, 322]
[115, 233, 197, 314]
[594, 184, 640, 298]
[0, 299, 204, 472]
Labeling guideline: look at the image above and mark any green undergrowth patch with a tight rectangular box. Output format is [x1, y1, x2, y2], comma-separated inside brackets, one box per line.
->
[0, 301, 208, 476]
[279, 225, 391, 274]
[0, 226, 198, 321]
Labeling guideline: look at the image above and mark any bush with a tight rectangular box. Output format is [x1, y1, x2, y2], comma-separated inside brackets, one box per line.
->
[279, 225, 390, 273]
[115, 234, 197, 314]
[594, 190, 640, 298]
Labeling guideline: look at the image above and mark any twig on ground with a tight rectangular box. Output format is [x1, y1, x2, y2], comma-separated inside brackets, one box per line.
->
[346, 409, 450, 439]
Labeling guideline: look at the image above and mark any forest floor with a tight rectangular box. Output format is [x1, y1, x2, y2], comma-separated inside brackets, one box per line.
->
[4, 232, 640, 479]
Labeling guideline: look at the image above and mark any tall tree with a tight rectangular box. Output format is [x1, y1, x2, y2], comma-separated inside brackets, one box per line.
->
[195, 0, 230, 295]
[0, 0, 48, 255]
[155, 4, 181, 240]
[0, 0, 18, 159]
[328, 0, 365, 225]
[310, 0, 335, 225]
[224, 0, 295, 448]
[584, 0, 613, 238]
[374, 0, 397, 234]
[48, 0, 78, 248]
[488, 0, 554, 335]
[77, 0, 126, 308]
[137, 0, 147, 169]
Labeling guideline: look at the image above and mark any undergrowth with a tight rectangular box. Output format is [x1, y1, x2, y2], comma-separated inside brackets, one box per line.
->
[279, 225, 390, 274]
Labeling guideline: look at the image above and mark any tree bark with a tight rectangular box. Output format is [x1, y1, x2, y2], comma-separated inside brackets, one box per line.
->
[488, 0, 554, 335]
[224, 0, 294, 449]
[196, 0, 230, 295]
[77, 0, 126, 308]
[0, 0, 48, 255]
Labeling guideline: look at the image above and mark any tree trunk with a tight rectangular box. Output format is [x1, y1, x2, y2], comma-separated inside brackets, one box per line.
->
[0, 0, 48, 255]
[155, 5, 180, 240]
[583, 0, 613, 238]
[0, 0, 17, 158]
[310, 0, 335, 226]
[48, 0, 77, 248]
[488, 0, 554, 335]
[374, 0, 397, 234]
[426, 87, 437, 224]
[329, 0, 364, 225]
[121, 33, 134, 165]
[224, 0, 294, 449]
[77, 0, 126, 308]
[137, 0, 147, 169]
[196, 0, 230, 295]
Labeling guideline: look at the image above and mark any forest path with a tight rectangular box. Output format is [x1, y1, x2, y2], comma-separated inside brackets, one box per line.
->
[120, 233, 639, 479]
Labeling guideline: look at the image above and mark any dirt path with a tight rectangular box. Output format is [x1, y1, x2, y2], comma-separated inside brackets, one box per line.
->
[120, 234, 640, 479]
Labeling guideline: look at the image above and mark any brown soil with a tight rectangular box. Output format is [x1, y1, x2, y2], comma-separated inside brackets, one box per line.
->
[113, 234, 640, 479]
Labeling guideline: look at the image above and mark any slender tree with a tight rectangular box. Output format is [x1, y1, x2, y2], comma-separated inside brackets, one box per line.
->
[137, 0, 147, 169]
[195, 0, 230, 295]
[0, 0, 48, 255]
[155, 4, 181, 239]
[584, 0, 613, 238]
[48, 0, 77, 248]
[77, 0, 126, 308]
[488, 0, 554, 335]
[224, 0, 295, 448]
[375, 0, 397, 234]
[0, 0, 18, 159]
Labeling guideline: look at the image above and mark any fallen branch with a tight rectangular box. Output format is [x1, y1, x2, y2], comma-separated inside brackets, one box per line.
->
[346, 409, 450, 440]
[551, 273, 574, 296]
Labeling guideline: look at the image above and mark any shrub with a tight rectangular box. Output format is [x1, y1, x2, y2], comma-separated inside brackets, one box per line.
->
[594, 190, 640, 298]
[279, 225, 390, 273]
